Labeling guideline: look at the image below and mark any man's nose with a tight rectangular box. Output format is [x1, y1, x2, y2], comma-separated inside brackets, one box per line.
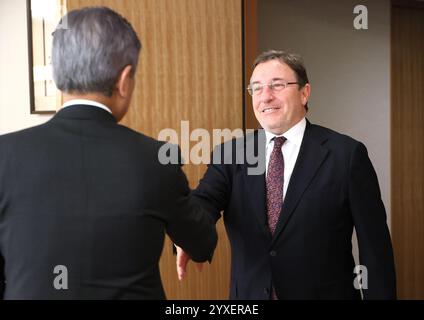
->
[260, 85, 273, 102]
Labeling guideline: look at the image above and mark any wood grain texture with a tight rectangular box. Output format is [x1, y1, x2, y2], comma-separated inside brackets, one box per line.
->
[391, 5, 424, 300]
[244, 0, 259, 130]
[67, 0, 242, 299]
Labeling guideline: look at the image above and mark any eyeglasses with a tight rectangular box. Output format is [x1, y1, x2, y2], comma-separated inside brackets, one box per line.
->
[247, 80, 299, 96]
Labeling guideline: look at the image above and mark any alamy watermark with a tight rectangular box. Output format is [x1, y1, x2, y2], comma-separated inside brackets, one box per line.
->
[353, 5, 368, 30]
[53, 265, 68, 290]
[353, 265, 368, 290]
[157, 121, 266, 175]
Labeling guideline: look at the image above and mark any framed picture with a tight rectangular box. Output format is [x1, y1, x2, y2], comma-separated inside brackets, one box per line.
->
[27, 0, 67, 114]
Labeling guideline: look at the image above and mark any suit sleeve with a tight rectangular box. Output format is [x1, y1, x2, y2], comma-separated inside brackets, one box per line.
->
[191, 145, 233, 223]
[162, 161, 218, 263]
[348, 142, 397, 299]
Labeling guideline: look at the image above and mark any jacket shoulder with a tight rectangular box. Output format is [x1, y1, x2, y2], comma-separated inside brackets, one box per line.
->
[307, 123, 362, 149]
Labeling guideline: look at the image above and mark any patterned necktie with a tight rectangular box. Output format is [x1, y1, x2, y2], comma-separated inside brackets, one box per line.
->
[266, 136, 286, 235]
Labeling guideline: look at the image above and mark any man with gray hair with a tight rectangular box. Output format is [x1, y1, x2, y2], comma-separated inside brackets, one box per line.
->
[0, 6, 216, 299]
[177, 50, 396, 300]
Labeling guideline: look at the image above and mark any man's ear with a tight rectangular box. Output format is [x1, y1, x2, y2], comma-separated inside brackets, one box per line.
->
[115, 65, 134, 98]
[301, 83, 311, 106]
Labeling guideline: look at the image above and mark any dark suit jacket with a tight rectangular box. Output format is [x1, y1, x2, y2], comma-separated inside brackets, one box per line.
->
[0, 105, 217, 299]
[193, 120, 396, 300]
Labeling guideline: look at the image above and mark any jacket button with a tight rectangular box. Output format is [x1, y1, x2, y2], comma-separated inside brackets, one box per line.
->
[270, 250, 276, 257]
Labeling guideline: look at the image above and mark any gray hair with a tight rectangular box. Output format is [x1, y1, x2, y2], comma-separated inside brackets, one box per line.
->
[253, 50, 309, 87]
[52, 7, 141, 96]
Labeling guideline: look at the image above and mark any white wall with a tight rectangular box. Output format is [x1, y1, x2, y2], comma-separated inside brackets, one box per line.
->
[0, 0, 52, 134]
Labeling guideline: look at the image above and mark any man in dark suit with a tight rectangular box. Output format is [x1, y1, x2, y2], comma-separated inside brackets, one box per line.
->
[0, 7, 217, 299]
[177, 50, 396, 299]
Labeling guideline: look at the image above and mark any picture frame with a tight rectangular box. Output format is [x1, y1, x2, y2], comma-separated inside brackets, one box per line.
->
[27, 0, 67, 114]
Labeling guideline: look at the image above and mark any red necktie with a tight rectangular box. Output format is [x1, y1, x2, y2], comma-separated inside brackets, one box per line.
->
[266, 136, 286, 235]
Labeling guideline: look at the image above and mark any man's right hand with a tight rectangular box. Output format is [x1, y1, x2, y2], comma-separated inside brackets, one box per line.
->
[176, 245, 204, 281]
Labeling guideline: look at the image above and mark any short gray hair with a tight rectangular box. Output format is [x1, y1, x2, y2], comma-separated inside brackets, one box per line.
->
[253, 50, 309, 87]
[52, 7, 141, 96]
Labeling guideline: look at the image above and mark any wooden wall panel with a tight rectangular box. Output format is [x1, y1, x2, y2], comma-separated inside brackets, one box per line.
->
[391, 5, 424, 299]
[243, 0, 259, 130]
[67, 0, 242, 299]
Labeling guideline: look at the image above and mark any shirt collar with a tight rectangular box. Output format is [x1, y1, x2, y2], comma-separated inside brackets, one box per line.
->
[265, 117, 307, 147]
[62, 99, 113, 114]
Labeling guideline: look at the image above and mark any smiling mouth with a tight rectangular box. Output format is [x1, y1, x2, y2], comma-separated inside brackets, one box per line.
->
[261, 106, 280, 113]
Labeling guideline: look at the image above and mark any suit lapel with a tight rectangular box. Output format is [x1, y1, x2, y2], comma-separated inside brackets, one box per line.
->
[245, 169, 270, 237]
[271, 121, 329, 245]
[243, 130, 272, 238]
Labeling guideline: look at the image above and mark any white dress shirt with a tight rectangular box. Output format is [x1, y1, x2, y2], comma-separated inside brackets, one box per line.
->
[265, 117, 307, 200]
[62, 99, 113, 114]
